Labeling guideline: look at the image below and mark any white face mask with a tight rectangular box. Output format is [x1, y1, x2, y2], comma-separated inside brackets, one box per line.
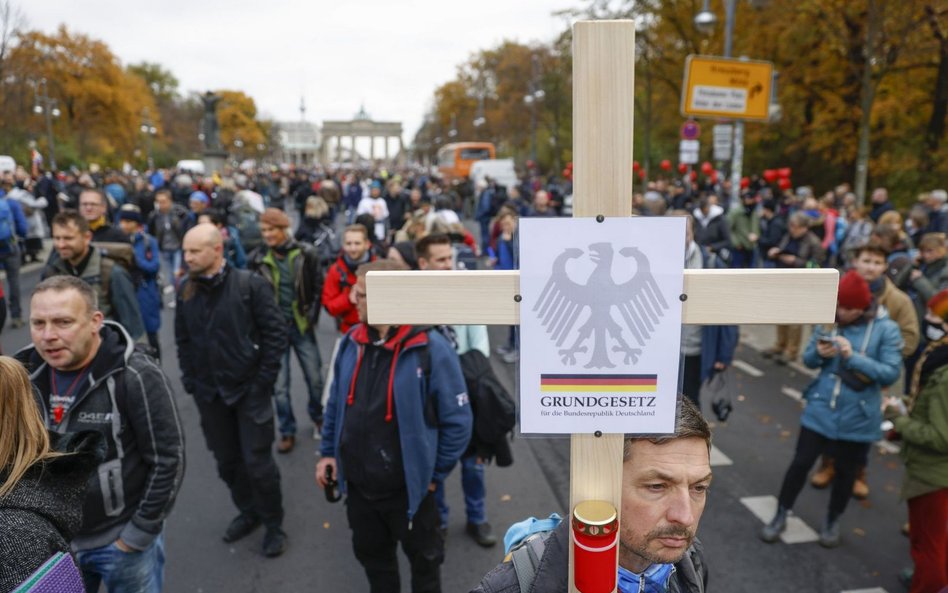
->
[926, 323, 946, 342]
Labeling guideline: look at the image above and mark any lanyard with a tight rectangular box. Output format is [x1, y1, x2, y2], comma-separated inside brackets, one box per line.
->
[50, 365, 91, 424]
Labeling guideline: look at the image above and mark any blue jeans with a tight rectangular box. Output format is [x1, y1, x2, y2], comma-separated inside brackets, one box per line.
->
[76, 533, 165, 593]
[160, 249, 182, 289]
[274, 325, 325, 437]
[434, 454, 487, 526]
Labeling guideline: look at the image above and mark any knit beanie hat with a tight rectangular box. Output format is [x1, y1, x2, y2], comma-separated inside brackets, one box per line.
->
[837, 270, 872, 310]
[260, 207, 290, 228]
[928, 288, 948, 321]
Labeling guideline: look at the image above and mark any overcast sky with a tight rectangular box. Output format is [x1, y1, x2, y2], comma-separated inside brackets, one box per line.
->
[22, 1, 571, 145]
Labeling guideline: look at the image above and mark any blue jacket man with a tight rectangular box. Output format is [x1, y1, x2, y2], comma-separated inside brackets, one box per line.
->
[317, 259, 472, 593]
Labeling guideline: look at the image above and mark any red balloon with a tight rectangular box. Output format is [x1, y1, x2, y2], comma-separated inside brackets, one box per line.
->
[660, 159, 672, 171]
[762, 169, 778, 183]
[633, 161, 641, 172]
[777, 167, 792, 179]
[777, 177, 792, 190]
[678, 163, 688, 174]
[740, 176, 750, 189]
[638, 169, 646, 179]
[566, 161, 573, 170]
[689, 171, 698, 181]
[700, 161, 713, 175]
[710, 171, 718, 183]
[562, 168, 572, 180]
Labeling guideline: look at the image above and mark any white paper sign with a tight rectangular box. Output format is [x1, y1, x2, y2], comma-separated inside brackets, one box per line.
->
[518, 217, 686, 434]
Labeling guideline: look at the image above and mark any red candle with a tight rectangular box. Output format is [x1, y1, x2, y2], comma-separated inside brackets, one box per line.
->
[572, 500, 619, 593]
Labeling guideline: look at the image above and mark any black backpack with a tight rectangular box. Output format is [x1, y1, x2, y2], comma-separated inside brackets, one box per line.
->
[459, 349, 516, 466]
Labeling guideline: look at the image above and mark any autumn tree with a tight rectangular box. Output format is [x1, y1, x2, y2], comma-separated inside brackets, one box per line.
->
[4, 25, 158, 168]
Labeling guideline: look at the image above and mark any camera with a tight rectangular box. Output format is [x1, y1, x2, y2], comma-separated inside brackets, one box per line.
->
[711, 398, 733, 422]
[324, 465, 342, 503]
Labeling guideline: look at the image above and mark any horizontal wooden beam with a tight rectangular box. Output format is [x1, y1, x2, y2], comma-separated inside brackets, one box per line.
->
[365, 268, 839, 326]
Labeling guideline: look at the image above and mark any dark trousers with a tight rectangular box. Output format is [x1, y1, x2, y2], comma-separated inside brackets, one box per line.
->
[195, 393, 284, 528]
[681, 354, 702, 408]
[346, 486, 443, 593]
[777, 426, 870, 519]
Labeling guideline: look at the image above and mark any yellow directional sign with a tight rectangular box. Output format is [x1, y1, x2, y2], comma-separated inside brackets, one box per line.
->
[681, 55, 774, 121]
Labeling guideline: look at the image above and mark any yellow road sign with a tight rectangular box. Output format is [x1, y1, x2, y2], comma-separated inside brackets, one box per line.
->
[681, 55, 774, 121]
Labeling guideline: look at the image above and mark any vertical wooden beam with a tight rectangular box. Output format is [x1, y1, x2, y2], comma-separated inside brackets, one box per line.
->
[569, 20, 635, 593]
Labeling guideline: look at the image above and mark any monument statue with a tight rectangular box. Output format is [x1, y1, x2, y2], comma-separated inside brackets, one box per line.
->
[201, 91, 223, 151]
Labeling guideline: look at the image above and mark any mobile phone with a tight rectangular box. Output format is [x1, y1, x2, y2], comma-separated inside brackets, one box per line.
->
[817, 336, 835, 345]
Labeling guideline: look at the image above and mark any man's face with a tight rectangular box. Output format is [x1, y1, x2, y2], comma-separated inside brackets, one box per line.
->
[118, 219, 139, 235]
[78, 192, 106, 222]
[190, 199, 207, 214]
[182, 233, 222, 276]
[534, 191, 549, 210]
[872, 189, 886, 204]
[260, 222, 287, 248]
[30, 289, 103, 371]
[619, 438, 711, 573]
[52, 222, 91, 264]
[370, 186, 381, 198]
[419, 243, 453, 271]
[921, 245, 947, 264]
[343, 230, 369, 261]
[156, 193, 172, 213]
[788, 222, 807, 239]
[353, 276, 368, 322]
[853, 251, 886, 282]
[410, 190, 422, 205]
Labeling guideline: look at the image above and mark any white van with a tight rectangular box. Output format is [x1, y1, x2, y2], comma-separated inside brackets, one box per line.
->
[175, 159, 206, 175]
[469, 158, 517, 190]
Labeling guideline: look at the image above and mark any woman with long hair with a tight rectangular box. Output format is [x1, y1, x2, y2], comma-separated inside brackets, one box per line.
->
[0, 356, 104, 591]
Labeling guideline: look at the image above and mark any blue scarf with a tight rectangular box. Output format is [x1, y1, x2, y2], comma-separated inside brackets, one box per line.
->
[617, 563, 675, 593]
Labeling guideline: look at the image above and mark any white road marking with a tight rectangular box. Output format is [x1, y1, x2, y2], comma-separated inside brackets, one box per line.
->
[732, 359, 763, 377]
[709, 444, 733, 466]
[788, 360, 818, 378]
[741, 495, 819, 544]
[876, 440, 901, 454]
[841, 588, 889, 593]
[782, 386, 803, 401]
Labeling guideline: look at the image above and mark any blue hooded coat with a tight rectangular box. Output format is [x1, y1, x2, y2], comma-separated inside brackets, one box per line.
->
[321, 324, 473, 520]
[801, 307, 903, 443]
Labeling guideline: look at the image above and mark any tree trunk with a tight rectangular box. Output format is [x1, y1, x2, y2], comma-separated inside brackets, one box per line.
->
[854, 0, 882, 207]
[924, 4, 948, 166]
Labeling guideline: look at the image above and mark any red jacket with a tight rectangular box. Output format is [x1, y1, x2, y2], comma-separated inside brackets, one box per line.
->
[322, 254, 376, 332]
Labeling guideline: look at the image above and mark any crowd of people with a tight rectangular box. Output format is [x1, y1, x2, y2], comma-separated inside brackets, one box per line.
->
[0, 159, 944, 593]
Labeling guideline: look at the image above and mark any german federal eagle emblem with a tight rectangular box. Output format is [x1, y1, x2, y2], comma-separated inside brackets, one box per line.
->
[533, 243, 669, 369]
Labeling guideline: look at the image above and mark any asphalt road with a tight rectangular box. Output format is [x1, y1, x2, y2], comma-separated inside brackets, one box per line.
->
[3, 256, 911, 593]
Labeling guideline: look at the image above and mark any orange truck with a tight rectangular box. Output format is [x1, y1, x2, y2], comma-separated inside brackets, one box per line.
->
[436, 142, 495, 183]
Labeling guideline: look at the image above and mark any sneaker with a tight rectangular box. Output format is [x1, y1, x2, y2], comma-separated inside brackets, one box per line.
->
[495, 344, 514, 356]
[759, 506, 788, 543]
[262, 526, 287, 557]
[313, 424, 323, 441]
[466, 521, 497, 547]
[167, 301, 176, 309]
[163, 285, 175, 295]
[277, 435, 295, 454]
[818, 515, 841, 548]
[501, 350, 520, 364]
[223, 513, 261, 543]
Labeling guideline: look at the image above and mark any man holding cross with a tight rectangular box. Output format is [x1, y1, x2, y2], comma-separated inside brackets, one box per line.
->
[470, 397, 710, 593]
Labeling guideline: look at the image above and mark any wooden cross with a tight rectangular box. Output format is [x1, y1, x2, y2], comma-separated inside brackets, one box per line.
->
[367, 21, 838, 593]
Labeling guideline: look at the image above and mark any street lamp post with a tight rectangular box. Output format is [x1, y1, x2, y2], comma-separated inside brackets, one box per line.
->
[695, 0, 742, 206]
[31, 78, 60, 172]
[140, 108, 157, 170]
[523, 54, 545, 165]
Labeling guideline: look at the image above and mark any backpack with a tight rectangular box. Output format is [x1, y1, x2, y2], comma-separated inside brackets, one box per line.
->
[459, 349, 516, 463]
[231, 204, 263, 252]
[0, 197, 14, 246]
[312, 224, 340, 268]
[92, 241, 141, 289]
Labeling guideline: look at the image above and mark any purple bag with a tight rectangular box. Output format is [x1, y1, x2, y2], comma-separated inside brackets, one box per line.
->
[12, 552, 85, 593]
